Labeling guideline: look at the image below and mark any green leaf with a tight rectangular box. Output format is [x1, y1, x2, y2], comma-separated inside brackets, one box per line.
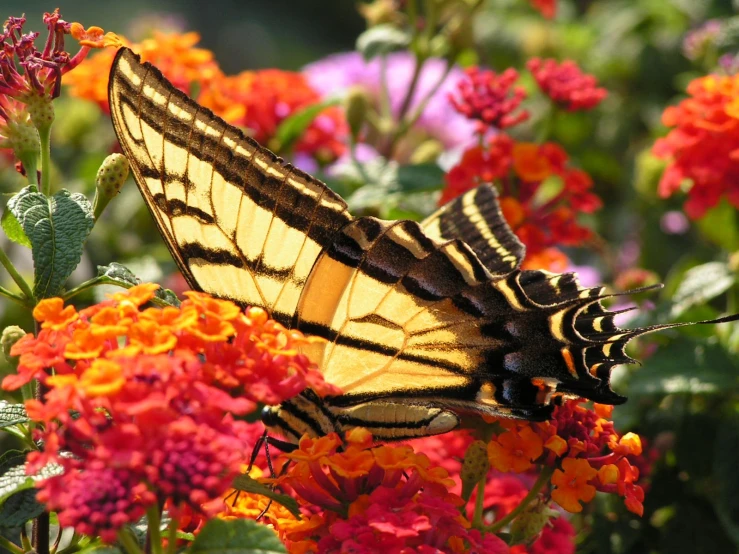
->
[669, 262, 735, 318]
[231, 474, 301, 518]
[1, 208, 31, 248]
[8, 186, 94, 298]
[0, 401, 29, 429]
[628, 340, 738, 396]
[273, 98, 339, 154]
[154, 287, 181, 307]
[0, 457, 63, 506]
[190, 519, 286, 554]
[696, 200, 739, 251]
[396, 164, 445, 193]
[0, 489, 44, 530]
[714, 416, 739, 545]
[356, 24, 411, 61]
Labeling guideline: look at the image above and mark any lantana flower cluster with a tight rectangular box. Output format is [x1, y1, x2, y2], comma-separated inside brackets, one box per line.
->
[2, 284, 338, 542]
[227, 428, 509, 554]
[652, 73, 739, 219]
[62, 31, 347, 162]
[443, 62, 605, 271]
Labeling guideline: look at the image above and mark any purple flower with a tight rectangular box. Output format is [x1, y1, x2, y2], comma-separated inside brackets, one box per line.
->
[303, 51, 476, 150]
[682, 20, 722, 61]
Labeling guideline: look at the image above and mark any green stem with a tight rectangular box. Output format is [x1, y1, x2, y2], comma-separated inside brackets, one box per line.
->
[471, 478, 487, 527]
[484, 466, 554, 533]
[118, 529, 145, 554]
[0, 246, 34, 304]
[536, 104, 557, 144]
[0, 284, 28, 307]
[38, 124, 52, 197]
[165, 517, 179, 554]
[378, 55, 392, 122]
[0, 532, 24, 554]
[62, 276, 106, 301]
[147, 505, 163, 554]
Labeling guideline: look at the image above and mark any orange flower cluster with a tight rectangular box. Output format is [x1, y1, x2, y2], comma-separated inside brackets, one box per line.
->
[441, 135, 602, 271]
[63, 32, 346, 161]
[3, 285, 336, 542]
[652, 74, 739, 219]
[488, 401, 647, 516]
[239, 429, 510, 553]
[198, 69, 347, 161]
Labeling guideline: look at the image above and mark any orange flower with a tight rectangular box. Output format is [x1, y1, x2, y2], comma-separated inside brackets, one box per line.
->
[513, 142, 552, 181]
[78, 359, 125, 397]
[287, 434, 343, 464]
[324, 449, 376, 479]
[33, 298, 79, 330]
[551, 458, 598, 513]
[653, 74, 739, 218]
[488, 425, 544, 473]
[64, 32, 221, 113]
[520, 247, 569, 272]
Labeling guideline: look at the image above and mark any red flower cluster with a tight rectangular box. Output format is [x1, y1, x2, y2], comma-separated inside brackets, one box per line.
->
[3, 285, 337, 542]
[199, 69, 347, 162]
[652, 74, 739, 218]
[449, 67, 529, 134]
[527, 58, 607, 111]
[236, 429, 510, 553]
[441, 135, 601, 271]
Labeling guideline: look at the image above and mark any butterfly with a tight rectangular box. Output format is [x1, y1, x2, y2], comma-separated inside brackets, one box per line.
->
[108, 47, 737, 442]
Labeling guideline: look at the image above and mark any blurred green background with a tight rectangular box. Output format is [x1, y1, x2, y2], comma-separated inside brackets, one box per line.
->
[4, 1, 364, 71]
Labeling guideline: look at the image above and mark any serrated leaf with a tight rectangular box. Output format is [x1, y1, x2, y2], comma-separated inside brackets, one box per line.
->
[1, 208, 31, 247]
[8, 186, 94, 298]
[396, 164, 445, 193]
[714, 417, 739, 545]
[0, 489, 44, 529]
[190, 519, 286, 554]
[0, 401, 29, 428]
[670, 262, 736, 318]
[273, 98, 340, 153]
[0, 460, 63, 505]
[628, 340, 738, 396]
[97, 262, 139, 288]
[231, 474, 301, 518]
[356, 24, 411, 61]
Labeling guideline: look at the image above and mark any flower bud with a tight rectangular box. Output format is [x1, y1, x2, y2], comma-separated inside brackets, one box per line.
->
[358, 0, 403, 27]
[25, 93, 55, 132]
[93, 153, 130, 219]
[410, 139, 443, 164]
[345, 86, 371, 143]
[461, 439, 490, 501]
[1, 325, 27, 367]
[509, 503, 560, 545]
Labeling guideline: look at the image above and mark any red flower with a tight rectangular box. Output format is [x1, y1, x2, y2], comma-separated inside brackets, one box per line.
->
[449, 67, 529, 133]
[527, 58, 607, 111]
[529, 0, 558, 19]
[653, 74, 739, 218]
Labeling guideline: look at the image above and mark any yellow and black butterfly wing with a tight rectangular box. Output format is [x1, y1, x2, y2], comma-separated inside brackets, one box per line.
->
[108, 48, 351, 324]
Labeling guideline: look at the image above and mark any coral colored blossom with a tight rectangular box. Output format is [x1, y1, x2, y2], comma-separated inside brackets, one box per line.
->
[653, 74, 739, 218]
[527, 58, 607, 111]
[198, 69, 347, 161]
[3, 285, 336, 542]
[488, 426, 544, 473]
[441, 136, 601, 270]
[551, 458, 598, 513]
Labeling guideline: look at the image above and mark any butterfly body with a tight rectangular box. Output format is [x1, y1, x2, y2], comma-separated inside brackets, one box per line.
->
[108, 48, 734, 443]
